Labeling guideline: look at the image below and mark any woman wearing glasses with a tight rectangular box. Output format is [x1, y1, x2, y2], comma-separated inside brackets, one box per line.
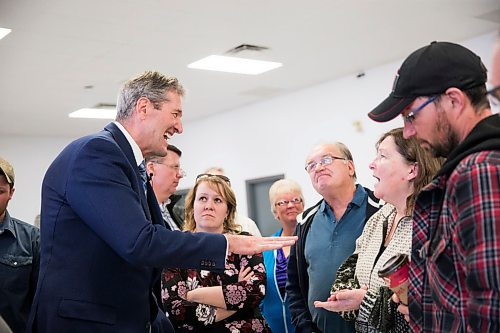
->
[161, 174, 271, 332]
[314, 128, 442, 333]
[260, 179, 305, 333]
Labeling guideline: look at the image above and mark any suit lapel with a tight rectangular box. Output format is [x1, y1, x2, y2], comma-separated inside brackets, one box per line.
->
[146, 181, 165, 227]
[104, 123, 151, 220]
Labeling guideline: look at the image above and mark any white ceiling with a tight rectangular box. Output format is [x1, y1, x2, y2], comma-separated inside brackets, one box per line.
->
[0, 0, 499, 137]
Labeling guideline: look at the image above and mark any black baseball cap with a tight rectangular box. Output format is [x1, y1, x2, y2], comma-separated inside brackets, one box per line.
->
[368, 41, 487, 122]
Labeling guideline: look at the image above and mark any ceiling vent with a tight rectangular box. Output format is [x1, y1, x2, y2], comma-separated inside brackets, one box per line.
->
[93, 103, 116, 109]
[226, 44, 269, 54]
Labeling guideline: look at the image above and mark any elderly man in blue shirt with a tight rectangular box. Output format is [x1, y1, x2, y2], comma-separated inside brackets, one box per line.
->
[286, 143, 382, 333]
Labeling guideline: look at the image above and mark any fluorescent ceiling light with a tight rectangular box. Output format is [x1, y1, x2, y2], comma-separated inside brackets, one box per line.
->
[0, 27, 12, 40]
[188, 55, 282, 75]
[69, 108, 116, 119]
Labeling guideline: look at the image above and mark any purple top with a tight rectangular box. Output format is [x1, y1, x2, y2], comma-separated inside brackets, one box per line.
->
[276, 247, 288, 298]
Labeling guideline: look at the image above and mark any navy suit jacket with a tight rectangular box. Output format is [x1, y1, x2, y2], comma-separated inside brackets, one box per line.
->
[27, 123, 226, 333]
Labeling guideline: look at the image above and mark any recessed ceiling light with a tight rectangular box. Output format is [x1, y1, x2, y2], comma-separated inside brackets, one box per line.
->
[187, 55, 282, 75]
[69, 108, 116, 119]
[0, 27, 12, 41]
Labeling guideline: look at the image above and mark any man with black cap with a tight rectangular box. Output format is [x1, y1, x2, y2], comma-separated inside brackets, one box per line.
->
[368, 41, 500, 332]
[0, 157, 40, 332]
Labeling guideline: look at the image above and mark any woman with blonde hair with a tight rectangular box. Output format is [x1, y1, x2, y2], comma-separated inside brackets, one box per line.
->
[162, 173, 270, 332]
[260, 179, 305, 333]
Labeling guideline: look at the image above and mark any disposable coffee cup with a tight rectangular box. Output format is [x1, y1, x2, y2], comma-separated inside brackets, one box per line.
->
[378, 253, 409, 305]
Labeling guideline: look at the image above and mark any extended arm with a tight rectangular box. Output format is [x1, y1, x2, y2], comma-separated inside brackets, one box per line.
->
[65, 138, 227, 270]
[65, 141, 294, 266]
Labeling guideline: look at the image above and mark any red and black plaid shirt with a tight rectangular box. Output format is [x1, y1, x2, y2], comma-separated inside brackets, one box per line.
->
[409, 150, 500, 332]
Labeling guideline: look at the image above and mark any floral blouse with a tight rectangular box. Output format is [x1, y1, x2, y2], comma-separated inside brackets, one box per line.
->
[161, 250, 271, 332]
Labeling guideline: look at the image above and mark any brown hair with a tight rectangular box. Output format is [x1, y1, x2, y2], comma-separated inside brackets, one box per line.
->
[376, 128, 443, 215]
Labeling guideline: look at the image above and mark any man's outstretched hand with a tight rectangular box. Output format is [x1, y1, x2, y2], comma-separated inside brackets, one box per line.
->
[225, 234, 298, 255]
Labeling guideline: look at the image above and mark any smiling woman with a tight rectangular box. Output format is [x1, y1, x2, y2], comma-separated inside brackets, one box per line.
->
[161, 175, 271, 332]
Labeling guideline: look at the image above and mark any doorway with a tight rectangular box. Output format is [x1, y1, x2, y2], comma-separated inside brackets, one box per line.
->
[246, 174, 284, 236]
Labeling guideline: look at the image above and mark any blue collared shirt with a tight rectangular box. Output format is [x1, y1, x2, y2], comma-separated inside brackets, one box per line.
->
[0, 211, 40, 332]
[305, 185, 368, 333]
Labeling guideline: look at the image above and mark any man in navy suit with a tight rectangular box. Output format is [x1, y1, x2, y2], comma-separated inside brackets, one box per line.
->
[27, 71, 296, 333]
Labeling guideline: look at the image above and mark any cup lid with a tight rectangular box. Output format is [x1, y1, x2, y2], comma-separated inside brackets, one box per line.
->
[378, 253, 409, 277]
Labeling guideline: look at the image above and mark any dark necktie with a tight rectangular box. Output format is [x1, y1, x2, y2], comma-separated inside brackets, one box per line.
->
[138, 161, 147, 192]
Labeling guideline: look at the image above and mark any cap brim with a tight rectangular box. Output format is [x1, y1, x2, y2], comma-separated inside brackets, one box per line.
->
[368, 94, 415, 122]
[0, 167, 12, 184]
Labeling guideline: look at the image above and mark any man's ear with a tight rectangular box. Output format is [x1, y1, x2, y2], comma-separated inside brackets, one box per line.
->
[7, 186, 14, 200]
[136, 97, 149, 120]
[445, 87, 467, 116]
[145, 161, 155, 176]
[347, 160, 356, 177]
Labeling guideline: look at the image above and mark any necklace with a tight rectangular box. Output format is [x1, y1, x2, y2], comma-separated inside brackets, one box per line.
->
[383, 209, 399, 246]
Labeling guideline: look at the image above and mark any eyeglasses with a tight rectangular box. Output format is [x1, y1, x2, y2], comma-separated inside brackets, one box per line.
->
[305, 155, 346, 173]
[168, 165, 186, 177]
[152, 160, 186, 177]
[275, 197, 303, 207]
[196, 173, 231, 185]
[402, 95, 437, 124]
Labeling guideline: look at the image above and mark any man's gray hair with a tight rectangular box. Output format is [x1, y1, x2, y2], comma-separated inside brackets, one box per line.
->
[116, 71, 185, 121]
[334, 142, 357, 180]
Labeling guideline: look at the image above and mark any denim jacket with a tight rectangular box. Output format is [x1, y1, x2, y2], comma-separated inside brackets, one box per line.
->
[0, 211, 40, 332]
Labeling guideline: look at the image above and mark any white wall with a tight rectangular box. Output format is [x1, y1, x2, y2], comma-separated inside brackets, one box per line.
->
[1, 31, 496, 224]
[1, 136, 72, 223]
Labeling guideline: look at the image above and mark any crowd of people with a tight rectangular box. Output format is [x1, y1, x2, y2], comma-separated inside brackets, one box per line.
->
[0, 37, 499, 333]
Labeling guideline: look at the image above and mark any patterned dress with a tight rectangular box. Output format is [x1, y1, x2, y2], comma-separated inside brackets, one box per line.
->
[162, 250, 271, 332]
[331, 204, 411, 333]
